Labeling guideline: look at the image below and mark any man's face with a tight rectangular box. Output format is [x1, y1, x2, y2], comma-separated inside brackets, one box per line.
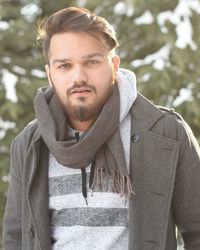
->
[45, 32, 120, 125]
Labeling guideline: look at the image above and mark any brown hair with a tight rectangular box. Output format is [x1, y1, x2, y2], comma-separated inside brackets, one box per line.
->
[37, 7, 118, 61]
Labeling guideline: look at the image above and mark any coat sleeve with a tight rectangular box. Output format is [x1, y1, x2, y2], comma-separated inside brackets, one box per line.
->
[3, 138, 23, 250]
[172, 120, 200, 250]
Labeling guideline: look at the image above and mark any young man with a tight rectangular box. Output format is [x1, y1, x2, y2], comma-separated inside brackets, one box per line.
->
[3, 7, 200, 250]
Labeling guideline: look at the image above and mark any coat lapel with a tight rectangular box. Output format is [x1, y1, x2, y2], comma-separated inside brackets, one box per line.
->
[129, 94, 180, 250]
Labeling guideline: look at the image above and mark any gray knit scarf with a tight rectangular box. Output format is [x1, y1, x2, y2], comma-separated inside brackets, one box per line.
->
[34, 68, 137, 201]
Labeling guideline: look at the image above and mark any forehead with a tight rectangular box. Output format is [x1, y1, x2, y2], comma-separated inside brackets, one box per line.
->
[48, 32, 109, 61]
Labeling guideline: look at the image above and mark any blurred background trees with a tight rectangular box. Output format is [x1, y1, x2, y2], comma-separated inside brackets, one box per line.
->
[1, 0, 200, 248]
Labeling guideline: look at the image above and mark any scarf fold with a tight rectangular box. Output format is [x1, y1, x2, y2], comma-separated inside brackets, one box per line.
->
[34, 68, 137, 200]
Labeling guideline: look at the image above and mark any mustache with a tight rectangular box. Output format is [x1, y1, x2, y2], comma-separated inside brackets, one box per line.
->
[67, 81, 96, 95]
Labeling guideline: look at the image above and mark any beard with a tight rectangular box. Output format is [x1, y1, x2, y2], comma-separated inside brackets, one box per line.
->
[50, 77, 114, 122]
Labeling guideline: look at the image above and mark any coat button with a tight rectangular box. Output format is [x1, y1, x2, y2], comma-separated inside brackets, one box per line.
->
[131, 133, 140, 142]
[26, 227, 35, 239]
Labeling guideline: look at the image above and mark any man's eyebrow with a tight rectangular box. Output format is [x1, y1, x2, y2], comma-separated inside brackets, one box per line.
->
[52, 53, 105, 65]
[81, 53, 105, 59]
[52, 58, 71, 65]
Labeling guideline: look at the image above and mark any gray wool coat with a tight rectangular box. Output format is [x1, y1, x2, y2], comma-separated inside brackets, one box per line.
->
[3, 93, 200, 250]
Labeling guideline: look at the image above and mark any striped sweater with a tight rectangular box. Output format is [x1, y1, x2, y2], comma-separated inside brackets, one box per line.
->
[48, 129, 129, 250]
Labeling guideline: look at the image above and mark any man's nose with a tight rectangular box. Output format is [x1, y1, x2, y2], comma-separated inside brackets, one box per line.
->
[72, 65, 88, 83]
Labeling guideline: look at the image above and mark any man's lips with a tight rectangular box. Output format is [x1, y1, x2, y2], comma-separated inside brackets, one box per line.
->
[70, 87, 92, 95]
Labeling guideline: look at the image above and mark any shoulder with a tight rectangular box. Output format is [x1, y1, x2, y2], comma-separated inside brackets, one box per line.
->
[135, 93, 183, 121]
[133, 93, 183, 125]
[156, 106, 192, 141]
[156, 106, 184, 121]
[134, 94, 196, 142]
[9, 119, 40, 171]
[12, 119, 40, 154]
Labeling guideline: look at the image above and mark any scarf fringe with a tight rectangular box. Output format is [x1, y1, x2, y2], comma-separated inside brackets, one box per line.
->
[92, 168, 135, 201]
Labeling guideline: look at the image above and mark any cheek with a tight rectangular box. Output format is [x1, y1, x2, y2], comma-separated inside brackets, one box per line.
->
[50, 79, 67, 102]
[97, 65, 114, 82]
[95, 74, 114, 96]
[50, 72, 68, 91]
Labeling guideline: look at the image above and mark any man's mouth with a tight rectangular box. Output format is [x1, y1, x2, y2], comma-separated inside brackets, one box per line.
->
[71, 87, 92, 95]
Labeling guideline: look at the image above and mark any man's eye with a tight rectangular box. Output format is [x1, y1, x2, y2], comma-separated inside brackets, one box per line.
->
[87, 60, 99, 65]
[58, 64, 72, 69]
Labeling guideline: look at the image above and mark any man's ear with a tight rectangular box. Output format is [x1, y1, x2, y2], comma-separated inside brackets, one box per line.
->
[112, 55, 120, 82]
[45, 64, 52, 86]
[112, 55, 120, 72]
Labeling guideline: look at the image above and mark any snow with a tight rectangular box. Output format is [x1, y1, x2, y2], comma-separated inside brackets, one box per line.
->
[1, 57, 12, 64]
[175, 16, 197, 50]
[1, 69, 18, 103]
[131, 44, 171, 70]
[141, 73, 151, 82]
[173, 87, 193, 106]
[13, 66, 26, 75]
[157, 0, 199, 49]
[21, 3, 42, 22]
[0, 21, 9, 30]
[0, 118, 16, 140]
[114, 1, 134, 16]
[76, 0, 87, 7]
[131, 0, 200, 70]
[135, 10, 154, 25]
[31, 69, 46, 78]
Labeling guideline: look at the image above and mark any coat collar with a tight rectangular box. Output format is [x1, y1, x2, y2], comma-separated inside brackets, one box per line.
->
[131, 93, 164, 133]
